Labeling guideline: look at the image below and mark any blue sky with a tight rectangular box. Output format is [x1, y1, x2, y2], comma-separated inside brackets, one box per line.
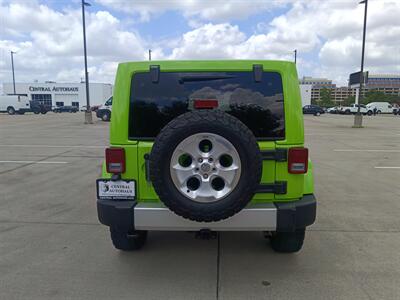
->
[0, 0, 399, 86]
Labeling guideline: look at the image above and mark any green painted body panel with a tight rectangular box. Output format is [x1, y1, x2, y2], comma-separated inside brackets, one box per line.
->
[137, 142, 158, 202]
[101, 162, 112, 179]
[303, 159, 314, 194]
[102, 60, 314, 203]
[251, 141, 275, 202]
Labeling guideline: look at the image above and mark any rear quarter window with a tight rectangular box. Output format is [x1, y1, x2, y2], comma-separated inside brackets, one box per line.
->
[129, 71, 285, 140]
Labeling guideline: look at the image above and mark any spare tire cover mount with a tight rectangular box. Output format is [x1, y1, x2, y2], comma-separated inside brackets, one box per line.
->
[170, 132, 241, 203]
[149, 110, 262, 222]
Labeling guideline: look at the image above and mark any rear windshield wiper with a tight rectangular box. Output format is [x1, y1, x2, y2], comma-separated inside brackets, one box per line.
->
[179, 75, 236, 84]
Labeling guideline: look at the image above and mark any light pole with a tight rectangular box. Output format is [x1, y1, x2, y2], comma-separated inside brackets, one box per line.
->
[10, 51, 16, 94]
[82, 0, 92, 124]
[149, 49, 152, 61]
[354, 0, 368, 128]
[294, 49, 297, 64]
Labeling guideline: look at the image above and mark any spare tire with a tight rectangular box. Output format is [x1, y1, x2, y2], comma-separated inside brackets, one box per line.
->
[149, 110, 262, 222]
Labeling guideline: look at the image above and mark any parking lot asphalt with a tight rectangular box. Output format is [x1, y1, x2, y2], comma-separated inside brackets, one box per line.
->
[0, 113, 399, 300]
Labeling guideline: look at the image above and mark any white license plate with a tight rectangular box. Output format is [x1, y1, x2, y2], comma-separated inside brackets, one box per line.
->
[97, 179, 135, 200]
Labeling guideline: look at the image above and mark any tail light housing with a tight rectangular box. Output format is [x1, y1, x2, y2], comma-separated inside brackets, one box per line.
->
[106, 147, 125, 174]
[288, 147, 308, 174]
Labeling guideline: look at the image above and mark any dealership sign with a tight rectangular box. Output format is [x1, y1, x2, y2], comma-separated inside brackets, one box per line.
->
[29, 86, 79, 92]
[349, 71, 368, 87]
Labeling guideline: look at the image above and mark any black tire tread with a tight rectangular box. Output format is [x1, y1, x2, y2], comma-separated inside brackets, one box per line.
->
[7, 106, 15, 115]
[270, 229, 305, 253]
[102, 111, 111, 121]
[150, 110, 262, 222]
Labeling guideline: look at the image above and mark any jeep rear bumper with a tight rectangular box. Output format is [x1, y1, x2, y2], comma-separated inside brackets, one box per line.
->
[97, 194, 316, 232]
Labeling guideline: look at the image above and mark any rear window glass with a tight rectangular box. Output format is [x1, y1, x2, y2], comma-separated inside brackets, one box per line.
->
[129, 71, 284, 140]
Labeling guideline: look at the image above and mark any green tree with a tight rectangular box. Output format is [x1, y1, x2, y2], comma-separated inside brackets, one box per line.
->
[342, 96, 355, 106]
[386, 94, 400, 105]
[362, 89, 387, 105]
[319, 88, 333, 107]
[361, 89, 400, 105]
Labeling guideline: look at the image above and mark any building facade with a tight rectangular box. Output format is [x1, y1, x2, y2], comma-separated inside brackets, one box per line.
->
[330, 87, 356, 103]
[299, 76, 337, 102]
[2, 82, 113, 109]
[300, 74, 400, 105]
[299, 84, 312, 107]
[365, 74, 400, 95]
[299, 76, 336, 88]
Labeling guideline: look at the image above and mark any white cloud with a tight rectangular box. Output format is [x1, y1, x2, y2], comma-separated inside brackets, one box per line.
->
[260, 0, 400, 84]
[0, 1, 146, 84]
[95, 0, 289, 23]
[168, 22, 299, 61]
[169, 23, 246, 59]
[165, 0, 399, 85]
[1, 2, 65, 36]
[1, 0, 399, 88]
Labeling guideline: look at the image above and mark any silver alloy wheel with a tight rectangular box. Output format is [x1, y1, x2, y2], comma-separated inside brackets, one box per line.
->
[170, 132, 241, 203]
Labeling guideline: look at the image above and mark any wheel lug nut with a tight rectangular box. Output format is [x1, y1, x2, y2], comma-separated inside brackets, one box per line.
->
[198, 158, 203, 163]
[203, 174, 208, 179]
[195, 167, 199, 171]
[208, 158, 213, 163]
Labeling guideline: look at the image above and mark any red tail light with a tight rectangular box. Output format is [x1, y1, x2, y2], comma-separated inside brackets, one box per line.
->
[288, 147, 308, 174]
[194, 99, 218, 109]
[106, 147, 125, 174]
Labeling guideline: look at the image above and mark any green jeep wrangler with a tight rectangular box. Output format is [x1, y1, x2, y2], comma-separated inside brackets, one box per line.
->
[96, 60, 316, 253]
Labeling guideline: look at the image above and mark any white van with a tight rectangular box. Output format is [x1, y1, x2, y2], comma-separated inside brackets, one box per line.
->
[366, 102, 393, 115]
[0, 95, 30, 115]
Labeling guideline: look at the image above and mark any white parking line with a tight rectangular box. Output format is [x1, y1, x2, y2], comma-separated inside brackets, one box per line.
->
[0, 161, 68, 164]
[374, 166, 400, 169]
[334, 149, 400, 153]
[0, 144, 105, 149]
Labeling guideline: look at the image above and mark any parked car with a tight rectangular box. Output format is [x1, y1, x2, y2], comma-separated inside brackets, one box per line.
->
[91, 104, 101, 112]
[96, 60, 316, 253]
[303, 105, 325, 116]
[96, 96, 112, 121]
[327, 106, 339, 114]
[30, 101, 51, 114]
[366, 102, 393, 115]
[0, 95, 31, 115]
[53, 105, 78, 113]
[81, 105, 101, 112]
[339, 104, 367, 115]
